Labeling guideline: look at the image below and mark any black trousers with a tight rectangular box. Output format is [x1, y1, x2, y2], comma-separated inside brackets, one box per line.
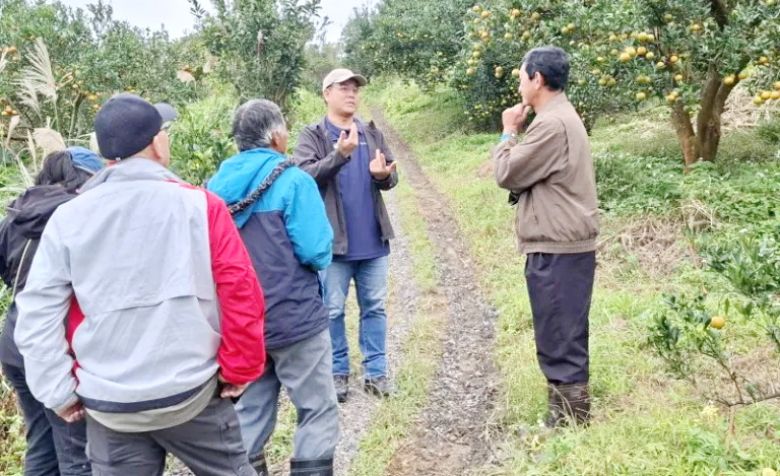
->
[2, 363, 91, 476]
[525, 251, 596, 385]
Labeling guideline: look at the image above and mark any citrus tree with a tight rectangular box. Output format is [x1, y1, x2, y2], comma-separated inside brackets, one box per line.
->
[190, 0, 321, 109]
[456, 0, 780, 165]
[342, 0, 473, 87]
[454, 1, 638, 131]
[0, 0, 204, 140]
[649, 224, 780, 410]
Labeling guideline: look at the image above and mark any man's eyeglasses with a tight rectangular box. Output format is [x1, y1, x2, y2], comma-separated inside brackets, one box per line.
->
[335, 84, 360, 94]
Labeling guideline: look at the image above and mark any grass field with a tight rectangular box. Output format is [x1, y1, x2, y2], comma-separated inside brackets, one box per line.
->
[366, 79, 780, 475]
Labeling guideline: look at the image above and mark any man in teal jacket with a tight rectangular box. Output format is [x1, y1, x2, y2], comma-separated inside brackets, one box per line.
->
[208, 99, 339, 476]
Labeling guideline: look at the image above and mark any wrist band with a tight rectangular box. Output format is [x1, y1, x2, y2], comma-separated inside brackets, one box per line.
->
[500, 132, 516, 142]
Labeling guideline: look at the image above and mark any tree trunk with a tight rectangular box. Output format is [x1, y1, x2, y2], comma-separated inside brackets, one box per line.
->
[695, 66, 733, 162]
[670, 101, 699, 168]
[672, 66, 736, 168]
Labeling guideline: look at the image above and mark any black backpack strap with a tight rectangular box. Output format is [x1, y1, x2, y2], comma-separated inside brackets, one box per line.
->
[12, 238, 35, 297]
[228, 160, 295, 216]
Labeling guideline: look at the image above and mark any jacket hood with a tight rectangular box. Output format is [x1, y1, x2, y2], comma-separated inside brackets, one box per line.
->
[207, 148, 286, 228]
[5, 185, 77, 239]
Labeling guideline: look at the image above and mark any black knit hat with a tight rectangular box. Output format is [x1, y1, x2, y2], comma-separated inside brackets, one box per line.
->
[94, 94, 171, 160]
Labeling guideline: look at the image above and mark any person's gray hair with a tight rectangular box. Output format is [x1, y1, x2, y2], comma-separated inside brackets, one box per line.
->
[232, 99, 287, 152]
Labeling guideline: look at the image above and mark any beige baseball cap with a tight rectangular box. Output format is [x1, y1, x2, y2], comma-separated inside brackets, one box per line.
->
[322, 68, 368, 92]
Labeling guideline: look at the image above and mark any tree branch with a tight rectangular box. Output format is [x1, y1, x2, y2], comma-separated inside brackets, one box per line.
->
[709, 0, 729, 29]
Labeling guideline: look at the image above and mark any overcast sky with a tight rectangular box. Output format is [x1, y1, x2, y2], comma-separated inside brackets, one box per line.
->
[61, 0, 376, 43]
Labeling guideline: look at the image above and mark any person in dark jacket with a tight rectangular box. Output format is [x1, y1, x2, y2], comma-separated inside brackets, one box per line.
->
[292, 68, 398, 403]
[0, 147, 102, 476]
[208, 99, 339, 476]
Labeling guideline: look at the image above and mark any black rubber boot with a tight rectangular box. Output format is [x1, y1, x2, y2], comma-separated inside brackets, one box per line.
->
[545, 383, 565, 428]
[251, 453, 268, 476]
[290, 457, 334, 476]
[547, 383, 591, 427]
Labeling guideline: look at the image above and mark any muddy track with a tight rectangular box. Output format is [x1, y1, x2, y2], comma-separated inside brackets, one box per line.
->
[372, 109, 502, 476]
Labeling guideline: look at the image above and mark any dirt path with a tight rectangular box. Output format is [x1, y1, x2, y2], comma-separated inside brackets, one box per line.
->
[331, 188, 422, 475]
[372, 109, 503, 476]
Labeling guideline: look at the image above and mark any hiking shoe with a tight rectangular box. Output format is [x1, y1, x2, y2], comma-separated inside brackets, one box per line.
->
[334, 375, 349, 403]
[363, 376, 394, 397]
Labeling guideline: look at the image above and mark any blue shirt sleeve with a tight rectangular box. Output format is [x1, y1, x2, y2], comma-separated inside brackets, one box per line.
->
[284, 171, 333, 270]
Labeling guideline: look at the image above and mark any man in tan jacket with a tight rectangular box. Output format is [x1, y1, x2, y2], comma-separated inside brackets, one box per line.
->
[493, 46, 599, 427]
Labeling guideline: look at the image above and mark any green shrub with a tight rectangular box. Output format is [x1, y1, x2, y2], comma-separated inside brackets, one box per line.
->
[169, 90, 236, 186]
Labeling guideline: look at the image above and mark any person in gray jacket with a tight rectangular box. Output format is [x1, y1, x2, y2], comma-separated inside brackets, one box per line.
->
[293, 68, 398, 403]
[14, 94, 266, 475]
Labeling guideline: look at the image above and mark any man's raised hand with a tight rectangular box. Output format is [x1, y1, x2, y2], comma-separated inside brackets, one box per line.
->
[502, 104, 533, 135]
[369, 149, 397, 180]
[335, 122, 359, 157]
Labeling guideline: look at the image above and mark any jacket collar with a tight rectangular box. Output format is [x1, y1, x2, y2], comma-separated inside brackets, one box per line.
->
[316, 116, 378, 136]
[80, 158, 181, 193]
[316, 117, 380, 154]
[534, 92, 569, 116]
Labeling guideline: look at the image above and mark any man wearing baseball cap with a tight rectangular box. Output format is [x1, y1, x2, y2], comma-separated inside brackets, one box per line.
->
[293, 69, 398, 403]
[15, 93, 266, 475]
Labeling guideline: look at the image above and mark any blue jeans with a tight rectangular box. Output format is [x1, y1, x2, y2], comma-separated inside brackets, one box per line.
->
[323, 256, 389, 379]
[1, 363, 91, 476]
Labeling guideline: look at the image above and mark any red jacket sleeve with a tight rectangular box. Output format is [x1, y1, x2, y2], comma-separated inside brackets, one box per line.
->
[205, 190, 266, 385]
[66, 297, 84, 377]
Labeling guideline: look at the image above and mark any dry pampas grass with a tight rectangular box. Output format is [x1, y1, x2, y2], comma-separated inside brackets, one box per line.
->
[14, 38, 57, 117]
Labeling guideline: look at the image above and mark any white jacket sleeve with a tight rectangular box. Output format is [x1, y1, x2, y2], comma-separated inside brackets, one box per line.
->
[14, 216, 78, 413]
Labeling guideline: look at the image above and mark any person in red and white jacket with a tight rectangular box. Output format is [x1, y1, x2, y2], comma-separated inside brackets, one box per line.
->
[15, 94, 266, 475]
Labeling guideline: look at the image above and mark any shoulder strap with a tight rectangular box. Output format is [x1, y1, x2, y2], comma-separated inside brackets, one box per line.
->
[228, 160, 295, 217]
[12, 238, 35, 297]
